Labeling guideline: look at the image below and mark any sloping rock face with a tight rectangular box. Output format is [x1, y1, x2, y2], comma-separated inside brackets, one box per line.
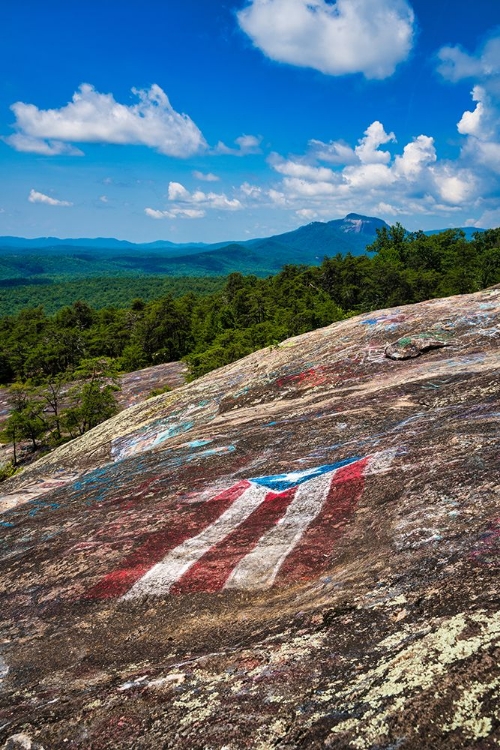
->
[0, 287, 499, 749]
[116, 361, 188, 409]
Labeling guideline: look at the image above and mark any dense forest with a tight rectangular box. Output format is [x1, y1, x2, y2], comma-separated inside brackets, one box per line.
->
[0, 224, 499, 468]
[0, 275, 226, 317]
[1, 225, 499, 385]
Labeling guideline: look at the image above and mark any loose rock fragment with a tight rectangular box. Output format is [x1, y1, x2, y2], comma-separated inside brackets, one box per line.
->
[385, 333, 450, 360]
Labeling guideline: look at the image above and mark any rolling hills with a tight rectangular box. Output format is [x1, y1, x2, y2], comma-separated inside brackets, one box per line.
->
[0, 214, 388, 284]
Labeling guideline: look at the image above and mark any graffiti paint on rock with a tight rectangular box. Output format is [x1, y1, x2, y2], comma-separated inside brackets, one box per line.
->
[86, 454, 379, 600]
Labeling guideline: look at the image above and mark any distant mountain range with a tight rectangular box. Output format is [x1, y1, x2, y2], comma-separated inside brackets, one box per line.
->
[0, 213, 388, 256]
[0, 214, 485, 282]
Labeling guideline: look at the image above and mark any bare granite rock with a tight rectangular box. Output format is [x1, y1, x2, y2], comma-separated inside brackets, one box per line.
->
[2, 734, 44, 750]
[0, 286, 499, 748]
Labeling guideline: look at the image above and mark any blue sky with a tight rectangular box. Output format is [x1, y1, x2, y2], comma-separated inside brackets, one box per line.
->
[1, 0, 499, 242]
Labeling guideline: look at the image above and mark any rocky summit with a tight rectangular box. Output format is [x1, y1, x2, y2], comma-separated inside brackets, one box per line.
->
[0, 286, 499, 749]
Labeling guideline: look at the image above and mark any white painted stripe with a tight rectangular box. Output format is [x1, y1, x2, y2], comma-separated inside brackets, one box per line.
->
[122, 483, 269, 599]
[224, 470, 335, 591]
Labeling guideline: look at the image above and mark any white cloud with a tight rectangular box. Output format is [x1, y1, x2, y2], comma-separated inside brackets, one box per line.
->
[99, 195, 108, 203]
[4, 84, 206, 157]
[270, 155, 337, 182]
[168, 182, 243, 210]
[355, 121, 396, 164]
[303, 122, 396, 170]
[241, 182, 263, 197]
[168, 182, 190, 201]
[393, 135, 436, 180]
[343, 162, 396, 189]
[296, 208, 319, 220]
[146, 181, 243, 220]
[145, 207, 205, 220]
[457, 94, 486, 138]
[3, 134, 83, 156]
[28, 189, 72, 207]
[237, 0, 415, 79]
[266, 117, 493, 222]
[268, 188, 288, 205]
[469, 206, 500, 229]
[437, 35, 500, 84]
[307, 138, 357, 165]
[213, 134, 262, 156]
[282, 177, 339, 197]
[436, 33, 500, 182]
[192, 170, 220, 181]
[432, 166, 478, 205]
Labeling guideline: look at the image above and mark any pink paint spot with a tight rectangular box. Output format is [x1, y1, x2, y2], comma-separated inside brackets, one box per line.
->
[470, 517, 500, 567]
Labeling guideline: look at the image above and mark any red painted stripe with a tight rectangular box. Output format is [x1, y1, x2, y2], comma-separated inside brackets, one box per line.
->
[171, 487, 297, 595]
[84, 481, 251, 600]
[276, 458, 369, 584]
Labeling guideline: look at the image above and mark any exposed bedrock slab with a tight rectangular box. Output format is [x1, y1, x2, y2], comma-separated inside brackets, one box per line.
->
[0, 286, 499, 748]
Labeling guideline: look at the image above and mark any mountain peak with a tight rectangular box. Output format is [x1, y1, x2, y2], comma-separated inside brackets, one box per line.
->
[340, 212, 388, 234]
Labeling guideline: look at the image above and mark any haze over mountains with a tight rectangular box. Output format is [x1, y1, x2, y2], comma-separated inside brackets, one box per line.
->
[0, 213, 387, 254]
[0, 213, 483, 282]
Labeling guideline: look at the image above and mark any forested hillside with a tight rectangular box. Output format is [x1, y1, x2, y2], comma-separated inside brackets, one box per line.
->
[0, 275, 226, 317]
[0, 214, 388, 315]
[1, 225, 498, 385]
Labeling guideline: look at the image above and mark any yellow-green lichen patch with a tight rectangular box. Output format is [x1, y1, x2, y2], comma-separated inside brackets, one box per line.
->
[442, 677, 500, 740]
[327, 610, 500, 749]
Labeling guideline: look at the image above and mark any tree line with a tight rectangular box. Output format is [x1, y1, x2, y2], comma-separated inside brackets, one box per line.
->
[0, 224, 499, 469]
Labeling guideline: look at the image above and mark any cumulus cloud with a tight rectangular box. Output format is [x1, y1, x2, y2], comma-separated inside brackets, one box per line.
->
[166, 182, 243, 210]
[241, 182, 263, 198]
[437, 34, 500, 84]
[28, 189, 73, 206]
[4, 134, 83, 156]
[393, 135, 437, 180]
[192, 170, 220, 181]
[296, 208, 319, 220]
[437, 32, 500, 180]
[456, 87, 500, 174]
[168, 182, 190, 201]
[432, 165, 478, 205]
[4, 84, 206, 157]
[145, 207, 206, 220]
[237, 0, 415, 79]
[145, 181, 243, 220]
[213, 134, 262, 156]
[269, 155, 337, 182]
[266, 117, 489, 222]
[355, 121, 396, 164]
[307, 138, 358, 165]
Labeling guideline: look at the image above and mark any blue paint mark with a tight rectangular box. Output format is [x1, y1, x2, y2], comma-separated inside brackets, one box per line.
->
[252, 456, 362, 491]
[152, 421, 194, 448]
[28, 501, 60, 517]
[187, 439, 212, 448]
[0, 521, 14, 528]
